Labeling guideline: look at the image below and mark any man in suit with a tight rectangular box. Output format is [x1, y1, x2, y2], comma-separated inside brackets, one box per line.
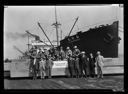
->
[31, 47, 38, 80]
[38, 48, 46, 79]
[49, 47, 55, 60]
[54, 47, 59, 61]
[66, 47, 74, 78]
[89, 53, 96, 78]
[36, 48, 43, 77]
[95, 51, 104, 79]
[59, 46, 66, 60]
[44, 49, 53, 79]
[72, 46, 81, 78]
[80, 51, 89, 78]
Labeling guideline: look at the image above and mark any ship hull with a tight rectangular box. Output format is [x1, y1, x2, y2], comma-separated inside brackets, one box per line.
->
[60, 21, 119, 58]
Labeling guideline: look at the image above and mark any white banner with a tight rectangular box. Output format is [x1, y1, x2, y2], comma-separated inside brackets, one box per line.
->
[52, 61, 68, 68]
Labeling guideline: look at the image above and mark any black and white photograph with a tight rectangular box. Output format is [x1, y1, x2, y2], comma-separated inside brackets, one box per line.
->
[4, 4, 124, 91]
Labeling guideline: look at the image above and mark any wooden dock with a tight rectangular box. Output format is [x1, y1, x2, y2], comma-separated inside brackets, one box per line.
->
[4, 75, 123, 91]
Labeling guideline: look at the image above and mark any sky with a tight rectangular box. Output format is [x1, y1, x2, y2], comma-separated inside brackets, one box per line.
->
[4, 5, 123, 59]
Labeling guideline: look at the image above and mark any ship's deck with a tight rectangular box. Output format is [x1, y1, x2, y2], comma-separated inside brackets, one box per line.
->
[4, 75, 124, 91]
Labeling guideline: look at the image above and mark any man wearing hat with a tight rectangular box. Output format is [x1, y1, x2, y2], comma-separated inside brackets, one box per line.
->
[38, 47, 46, 79]
[89, 53, 96, 78]
[59, 46, 65, 60]
[95, 51, 104, 79]
[72, 46, 81, 78]
[35, 47, 43, 77]
[66, 47, 74, 78]
[44, 49, 53, 79]
[54, 47, 59, 61]
[31, 47, 38, 80]
[80, 51, 89, 78]
[49, 47, 55, 60]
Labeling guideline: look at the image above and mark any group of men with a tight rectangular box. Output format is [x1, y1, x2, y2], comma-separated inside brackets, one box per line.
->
[66, 46, 104, 79]
[28, 45, 104, 80]
[28, 46, 53, 80]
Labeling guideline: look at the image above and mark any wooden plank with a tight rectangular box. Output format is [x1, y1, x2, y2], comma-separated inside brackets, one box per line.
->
[4, 75, 124, 90]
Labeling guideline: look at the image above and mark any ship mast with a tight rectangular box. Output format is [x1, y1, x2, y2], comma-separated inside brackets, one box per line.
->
[52, 6, 61, 47]
[28, 34, 29, 51]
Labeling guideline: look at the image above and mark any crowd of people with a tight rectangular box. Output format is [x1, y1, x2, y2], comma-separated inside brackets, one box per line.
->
[28, 45, 104, 80]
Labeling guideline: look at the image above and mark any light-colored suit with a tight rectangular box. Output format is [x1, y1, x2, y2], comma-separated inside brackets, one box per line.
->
[39, 59, 46, 78]
[95, 55, 104, 78]
[96, 55, 104, 68]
